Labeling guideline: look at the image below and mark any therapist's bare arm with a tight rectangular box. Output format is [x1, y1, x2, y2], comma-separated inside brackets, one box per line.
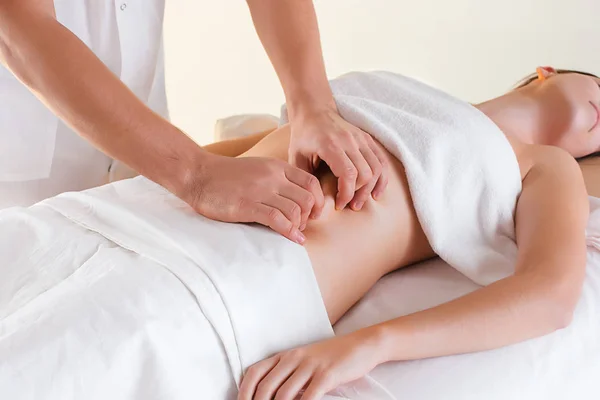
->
[0, 0, 323, 244]
[247, 0, 389, 211]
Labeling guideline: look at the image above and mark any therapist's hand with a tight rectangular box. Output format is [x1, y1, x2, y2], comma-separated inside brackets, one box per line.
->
[185, 153, 324, 244]
[289, 107, 389, 211]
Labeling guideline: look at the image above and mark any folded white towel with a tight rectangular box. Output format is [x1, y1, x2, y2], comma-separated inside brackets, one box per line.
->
[282, 71, 523, 285]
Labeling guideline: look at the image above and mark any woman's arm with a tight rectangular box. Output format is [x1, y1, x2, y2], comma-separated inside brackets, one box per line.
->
[372, 147, 587, 360]
[238, 146, 589, 400]
[202, 130, 272, 158]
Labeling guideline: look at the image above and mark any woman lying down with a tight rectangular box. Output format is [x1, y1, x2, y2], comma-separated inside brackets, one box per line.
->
[1, 67, 599, 400]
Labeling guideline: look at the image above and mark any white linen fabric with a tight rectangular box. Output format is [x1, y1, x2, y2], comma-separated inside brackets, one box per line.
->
[0, 177, 334, 400]
[282, 71, 523, 286]
[334, 196, 600, 400]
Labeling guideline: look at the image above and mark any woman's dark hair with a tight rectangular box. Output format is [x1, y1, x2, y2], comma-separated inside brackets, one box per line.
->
[515, 69, 599, 89]
[515, 69, 600, 161]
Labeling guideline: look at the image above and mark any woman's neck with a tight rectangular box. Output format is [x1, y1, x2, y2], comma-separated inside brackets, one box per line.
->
[475, 90, 547, 145]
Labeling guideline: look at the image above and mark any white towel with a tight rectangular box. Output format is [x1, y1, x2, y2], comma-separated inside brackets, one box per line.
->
[282, 71, 523, 285]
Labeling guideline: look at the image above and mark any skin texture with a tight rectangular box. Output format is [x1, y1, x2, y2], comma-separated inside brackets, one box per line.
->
[202, 69, 596, 400]
[0, 0, 385, 244]
[247, 0, 388, 210]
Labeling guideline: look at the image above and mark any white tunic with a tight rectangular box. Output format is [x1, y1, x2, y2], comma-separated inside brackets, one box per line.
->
[0, 0, 168, 209]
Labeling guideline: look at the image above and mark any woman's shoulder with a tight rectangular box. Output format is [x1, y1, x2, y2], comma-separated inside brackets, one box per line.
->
[508, 139, 580, 182]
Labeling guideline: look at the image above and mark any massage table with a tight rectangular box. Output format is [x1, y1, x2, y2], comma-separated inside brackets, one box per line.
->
[221, 114, 600, 399]
[0, 112, 598, 400]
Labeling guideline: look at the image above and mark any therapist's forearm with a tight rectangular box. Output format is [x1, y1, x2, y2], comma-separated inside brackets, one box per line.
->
[0, 4, 203, 198]
[246, 0, 335, 120]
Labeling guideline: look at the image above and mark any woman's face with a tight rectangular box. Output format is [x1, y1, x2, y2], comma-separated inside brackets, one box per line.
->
[536, 71, 600, 158]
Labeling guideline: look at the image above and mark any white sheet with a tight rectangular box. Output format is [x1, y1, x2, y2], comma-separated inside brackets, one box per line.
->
[1, 177, 598, 399]
[0, 177, 334, 400]
[334, 197, 600, 400]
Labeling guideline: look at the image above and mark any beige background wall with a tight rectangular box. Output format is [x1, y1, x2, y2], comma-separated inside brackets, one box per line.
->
[163, 0, 600, 145]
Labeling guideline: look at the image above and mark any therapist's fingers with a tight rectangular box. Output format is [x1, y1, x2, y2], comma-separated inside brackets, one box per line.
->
[320, 148, 357, 210]
[349, 146, 382, 210]
[239, 356, 280, 400]
[347, 146, 375, 191]
[370, 140, 389, 200]
[350, 176, 377, 211]
[251, 203, 305, 245]
[277, 183, 317, 230]
[284, 165, 324, 220]
[266, 194, 302, 231]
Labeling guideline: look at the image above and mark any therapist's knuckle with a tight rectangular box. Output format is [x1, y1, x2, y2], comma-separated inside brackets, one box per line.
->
[355, 134, 369, 148]
[236, 197, 251, 214]
[360, 164, 374, 180]
[363, 132, 375, 144]
[354, 189, 369, 202]
[305, 173, 319, 190]
[289, 203, 301, 221]
[343, 165, 358, 179]
[301, 192, 315, 210]
[371, 160, 382, 177]
[268, 207, 284, 223]
[325, 140, 341, 155]
[379, 154, 389, 170]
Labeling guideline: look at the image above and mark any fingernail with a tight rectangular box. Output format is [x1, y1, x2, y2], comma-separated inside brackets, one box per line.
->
[353, 201, 364, 210]
[300, 223, 306, 231]
[372, 191, 381, 200]
[294, 231, 306, 244]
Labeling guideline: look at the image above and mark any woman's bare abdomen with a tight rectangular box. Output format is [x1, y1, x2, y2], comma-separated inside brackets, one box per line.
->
[240, 125, 435, 323]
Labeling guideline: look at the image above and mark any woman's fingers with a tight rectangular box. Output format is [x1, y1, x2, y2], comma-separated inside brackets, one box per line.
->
[253, 359, 298, 400]
[299, 373, 331, 400]
[274, 365, 313, 400]
[238, 356, 280, 400]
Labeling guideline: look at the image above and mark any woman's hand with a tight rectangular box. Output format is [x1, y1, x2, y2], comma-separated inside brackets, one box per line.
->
[238, 329, 384, 400]
[288, 108, 389, 211]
